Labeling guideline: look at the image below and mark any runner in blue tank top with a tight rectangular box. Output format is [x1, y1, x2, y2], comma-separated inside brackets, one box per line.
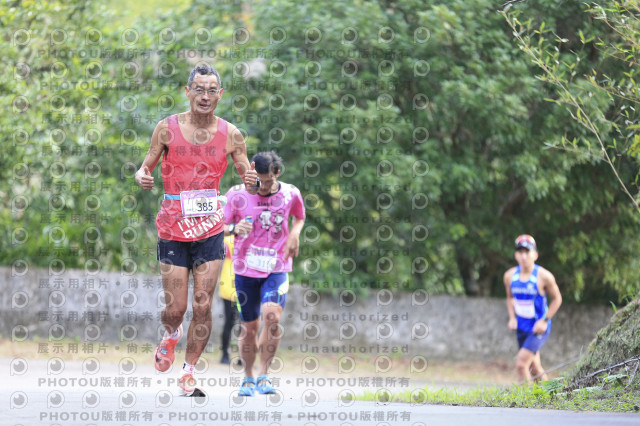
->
[503, 234, 562, 383]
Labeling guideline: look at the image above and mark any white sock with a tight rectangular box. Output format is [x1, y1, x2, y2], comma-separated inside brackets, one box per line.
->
[167, 327, 180, 340]
[182, 362, 195, 376]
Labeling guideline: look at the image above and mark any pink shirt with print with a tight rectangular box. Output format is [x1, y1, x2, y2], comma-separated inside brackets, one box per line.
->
[224, 183, 305, 278]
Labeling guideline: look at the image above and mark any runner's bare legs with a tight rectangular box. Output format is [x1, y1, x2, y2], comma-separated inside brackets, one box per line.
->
[186, 259, 223, 364]
[529, 352, 548, 382]
[515, 348, 536, 383]
[160, 263, 189, 335]
[239, 303, 283, 377]
[258, 303, 283, 375]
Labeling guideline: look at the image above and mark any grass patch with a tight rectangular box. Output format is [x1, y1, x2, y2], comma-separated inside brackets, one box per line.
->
[358, 376, 640, 412]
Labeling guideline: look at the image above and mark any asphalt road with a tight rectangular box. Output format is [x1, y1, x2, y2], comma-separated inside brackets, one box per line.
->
[2, 358, 638, 426]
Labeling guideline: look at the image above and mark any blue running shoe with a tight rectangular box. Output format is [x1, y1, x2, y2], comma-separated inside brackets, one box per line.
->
[256, 374, 276, 394]
[238, 377, 256, 397]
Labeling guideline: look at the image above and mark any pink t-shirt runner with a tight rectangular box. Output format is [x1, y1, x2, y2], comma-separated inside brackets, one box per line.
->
[224, 183, 305, 278]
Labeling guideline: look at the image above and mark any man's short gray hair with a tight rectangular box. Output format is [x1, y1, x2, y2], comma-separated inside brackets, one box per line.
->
[187, 65, 222, 88]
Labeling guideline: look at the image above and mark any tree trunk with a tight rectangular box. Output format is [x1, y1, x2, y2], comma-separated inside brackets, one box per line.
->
[456, 252, 480, 296]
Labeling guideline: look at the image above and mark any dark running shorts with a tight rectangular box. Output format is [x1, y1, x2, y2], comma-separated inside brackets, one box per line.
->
[516, 322, 551, 354]
[157, 232, 224, 269]
[234, 273, 289, 322]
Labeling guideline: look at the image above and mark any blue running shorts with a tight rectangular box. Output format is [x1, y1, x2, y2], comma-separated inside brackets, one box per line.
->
[516, 322, 551, 354]
[234, 273, 289, 322]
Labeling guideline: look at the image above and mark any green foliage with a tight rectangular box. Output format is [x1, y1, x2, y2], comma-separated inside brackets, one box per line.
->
[504, 1, 640, 209]
[107, 0, 191, 27]
[602, 374, 629, 387]
[229, 0, 452, 294]
[232, 0, 640, 302]
[1, 0, 638, 303]
[0, 0, 146, 273]
[610, 300, 619, 313]
[540, 376, 565, 395]
[503, 0, 640, 301]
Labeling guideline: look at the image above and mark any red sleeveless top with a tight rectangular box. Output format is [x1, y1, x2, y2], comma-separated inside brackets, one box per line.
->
[155, 114, 228, 241]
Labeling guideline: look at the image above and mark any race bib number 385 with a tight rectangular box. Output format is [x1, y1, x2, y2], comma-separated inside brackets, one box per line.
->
[180, 189, 218, 217]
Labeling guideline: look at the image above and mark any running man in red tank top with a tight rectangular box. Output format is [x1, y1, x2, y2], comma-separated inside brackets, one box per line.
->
[135, 64, 259, 396]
